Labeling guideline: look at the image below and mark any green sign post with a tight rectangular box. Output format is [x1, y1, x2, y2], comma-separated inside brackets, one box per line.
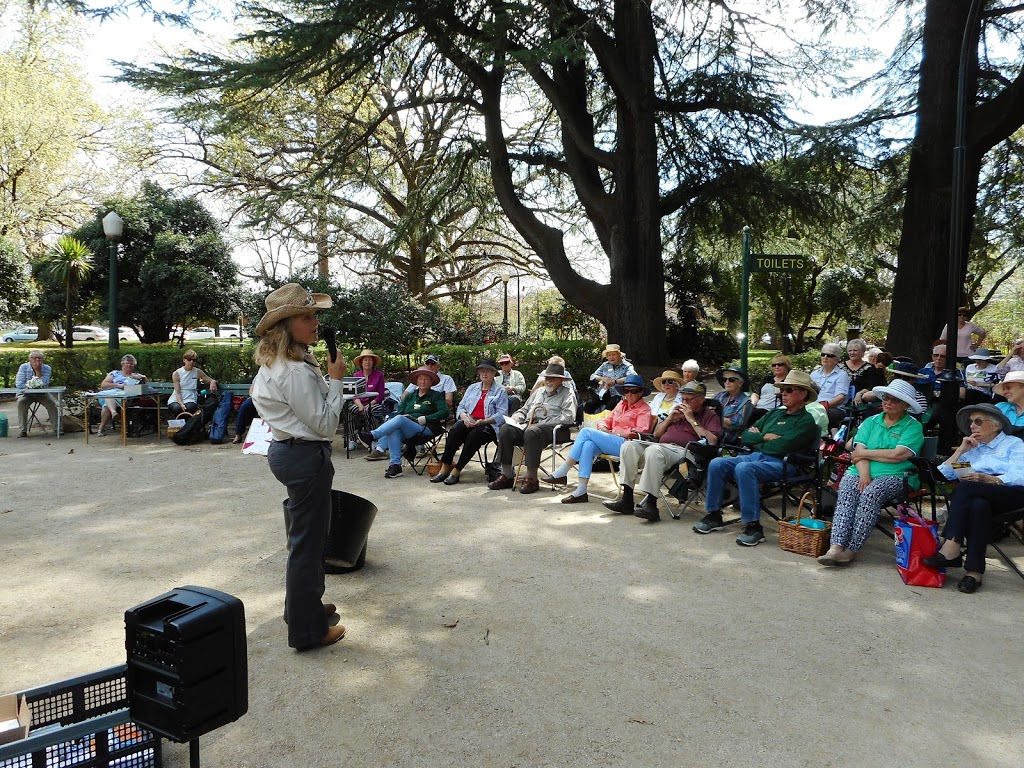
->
[739, 229, 806, 372]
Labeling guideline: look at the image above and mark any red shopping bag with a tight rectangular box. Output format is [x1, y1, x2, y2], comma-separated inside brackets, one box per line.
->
[894, 504, 945, 588]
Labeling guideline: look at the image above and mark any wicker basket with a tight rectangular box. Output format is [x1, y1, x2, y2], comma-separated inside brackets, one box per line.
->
[425, 452, 444, 477]
[778, 491, 831, 557]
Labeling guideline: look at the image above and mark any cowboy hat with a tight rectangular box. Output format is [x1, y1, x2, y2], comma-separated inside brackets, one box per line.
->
[779, 370, 818, 398]
[540, 362, 571, 380]
[653, 370, 686, 391]
[614, 373, 651, 396]
[870, 380, 924, 414]
[255, 283, 332, 336]
[408, 366, 441, 387]
[888, 361, 928, 381]
[956, 403, 1011, 435]
[715, 366, 749, 391]
[601, 343, 623, 359]
[995, 370, 1024, 397]
[353, 349, 382, 368]
[475, 357, 499, 373]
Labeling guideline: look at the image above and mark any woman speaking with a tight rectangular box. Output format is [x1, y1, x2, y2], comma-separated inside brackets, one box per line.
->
[250, 283, 348, 650]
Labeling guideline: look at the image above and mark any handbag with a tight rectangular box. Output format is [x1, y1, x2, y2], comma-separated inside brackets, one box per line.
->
[894, 504, 945, 588]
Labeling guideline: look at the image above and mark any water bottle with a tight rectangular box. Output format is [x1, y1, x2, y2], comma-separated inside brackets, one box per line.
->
[833, 422, 848, 445]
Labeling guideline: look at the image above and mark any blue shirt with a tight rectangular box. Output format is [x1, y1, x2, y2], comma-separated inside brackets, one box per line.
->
[811, 366, 851, 405]
[589, 359, 636, 383]
[996, 401, 1024, 428]
[16, 362, 52, 390]
[455, 381, 509, 437]
[938, 431, 1024, 487]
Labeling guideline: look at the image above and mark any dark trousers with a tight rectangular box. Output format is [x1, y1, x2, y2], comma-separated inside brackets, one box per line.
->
[440, 421, 496, 470]
[268, 440, 333, 648]
[235, 397, 258, 436]
[496, 422, 558, 469]
[943, 481, 1024, 574]
[167, 400, 198, 418]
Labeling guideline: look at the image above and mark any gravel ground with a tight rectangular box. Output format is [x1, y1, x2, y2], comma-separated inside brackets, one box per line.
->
[1, 402, 1022, 768]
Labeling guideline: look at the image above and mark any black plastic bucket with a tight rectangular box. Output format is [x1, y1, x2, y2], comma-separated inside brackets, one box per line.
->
[281, 490, 377, 574]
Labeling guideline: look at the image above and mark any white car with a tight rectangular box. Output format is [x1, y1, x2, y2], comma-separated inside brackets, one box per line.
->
[72, 325, 108, 341]
[1, 326, 40, 343]
[218, 324, 243, 338]
[185, 326, 216, 340]
[116, 327, 140, 342]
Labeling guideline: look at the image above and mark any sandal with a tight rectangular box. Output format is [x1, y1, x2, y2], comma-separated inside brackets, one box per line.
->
[232, 435, 244, 444]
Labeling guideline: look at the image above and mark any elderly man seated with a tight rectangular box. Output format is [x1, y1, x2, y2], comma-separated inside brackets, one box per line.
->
[692, 370, 820, 546]
[602, 380, 722, 522]
[583, 343, 636, 414]
[15, 350, 61, 437]
[488, 362, 577, 494]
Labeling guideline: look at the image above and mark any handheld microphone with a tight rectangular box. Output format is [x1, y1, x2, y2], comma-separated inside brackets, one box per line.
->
[322, 327, 337, 363]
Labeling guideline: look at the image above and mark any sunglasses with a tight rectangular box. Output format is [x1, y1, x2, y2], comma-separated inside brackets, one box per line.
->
[880, 394, 904, 403]
[723, 377, 742, 383]
[933, 354, 946, 358]
[623, 387, 643, 394]
[183, 357, 196, 362]
[780, 387, 802, 394]
[969, 417, 992, 427]
[499, 361, 512, 365]
[770, 363, 787, 367]
[820, 353, 837, 358]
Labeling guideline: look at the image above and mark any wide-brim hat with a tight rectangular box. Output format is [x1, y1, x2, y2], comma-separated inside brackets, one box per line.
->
[653, 370, 686, 391]
[601, 343, 623, 359]
[476, 357, 499, 373]
[540, 362, 571, 380]
[408, 366, 441, 387]
[888, 361, 928, 381]
[715, 366, 749, 391]
[779, 370, 818, 398]
[497, 354, 514, 364]
[956, 403, 1011, 435]
[353, 349, 382, 368]
[255, 283, 332, 336]
[870, 380, 923, 414]
[614, 373, 651, 396]
[995, 371, 1024, 397]
[968, 348, 997, 361]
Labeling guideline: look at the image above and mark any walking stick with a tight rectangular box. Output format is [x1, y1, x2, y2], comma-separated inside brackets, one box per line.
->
[514, 403, 547, 489]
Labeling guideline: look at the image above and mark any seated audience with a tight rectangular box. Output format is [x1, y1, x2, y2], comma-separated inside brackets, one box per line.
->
[97, 354, 149, 436]
[918, 344, 965, 404]
[693, 371, 819, 546]
[811, 343, 851, 427]
[857, 361, 929, 412]
[603, 381, 722, 521]
[404, 354, 457, 407]
[680, 359, 701, 384]
[649, 370, 685, 428]
[818, 380, 925, 566]
[530, 355, 578, 395]
[839, 338, 885, 397]
[488, 363, 577, 494]
[15, 350, 61, 437]
[750, 355, 791, 423]
[583, 343, 636, 414]
[430, 359, 508, 486]
[371, 367, 451, 479]
[963, 348, 1000, 405]
[542, 374, 652, 504]
[924, 404, 1024, 593]
[346, 349, 388, 447]
[167, 349, 218, 418]
[714, 366, 753, 443]
[495, 353, 527, 413]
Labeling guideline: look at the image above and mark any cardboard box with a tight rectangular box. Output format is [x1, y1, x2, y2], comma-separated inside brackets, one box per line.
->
[0, 693, 30, 745]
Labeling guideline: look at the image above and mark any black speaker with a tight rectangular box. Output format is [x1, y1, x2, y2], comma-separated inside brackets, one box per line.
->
[125, 585, 247, 742]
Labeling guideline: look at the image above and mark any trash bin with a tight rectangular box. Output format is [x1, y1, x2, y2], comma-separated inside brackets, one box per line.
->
[282, 490, 377, 574]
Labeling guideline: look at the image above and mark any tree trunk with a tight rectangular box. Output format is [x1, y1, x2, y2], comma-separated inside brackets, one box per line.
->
[888, 0, 977, 361]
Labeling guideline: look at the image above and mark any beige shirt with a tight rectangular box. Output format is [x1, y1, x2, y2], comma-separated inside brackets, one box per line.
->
[508, 383, 577, 428]
[251, 354, 344, 442]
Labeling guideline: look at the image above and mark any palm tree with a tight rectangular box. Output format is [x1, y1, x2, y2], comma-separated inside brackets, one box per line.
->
[42, 236, 94, 349]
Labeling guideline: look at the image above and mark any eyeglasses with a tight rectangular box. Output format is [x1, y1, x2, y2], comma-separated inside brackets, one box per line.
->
[770, 363, 787, 367]
[623, 387, 642, 394]
[969, 417, 992, 427]
[820, 353, 837, 358]
[780, 387, 801, 394]
[880, 394, 904, 403]
[663, 380, 680, 386]
[723, 377, 742, 383]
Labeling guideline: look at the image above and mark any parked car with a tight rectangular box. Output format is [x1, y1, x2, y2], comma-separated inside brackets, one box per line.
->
[218, 324, 244, 338]
[117, 326, 140, 342]
[1, 326, 41, 343]
[185, 326, 216, 340]
[72, 325, 108, 342]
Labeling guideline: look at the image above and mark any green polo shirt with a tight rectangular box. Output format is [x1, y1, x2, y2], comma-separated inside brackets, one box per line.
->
[847, 412, 924, 488]
[740, 406, 819, 457]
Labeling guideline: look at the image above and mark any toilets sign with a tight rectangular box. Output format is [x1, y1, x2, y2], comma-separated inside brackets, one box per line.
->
[749, 253, 806, 273]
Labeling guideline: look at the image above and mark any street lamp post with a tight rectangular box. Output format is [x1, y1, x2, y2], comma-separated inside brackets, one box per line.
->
[500, 272, 511, 339]
[102, 211, 124, 352]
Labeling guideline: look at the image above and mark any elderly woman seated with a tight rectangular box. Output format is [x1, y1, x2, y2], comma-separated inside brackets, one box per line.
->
[648, 370, 685, 426]
[541, 374, 652, 503]
[923, 403, 1024, 593]
[811, 343, 851, 428]
[368, 366, 451, 479]
[839, 338, 885, 399]
[750, 354, 791, 423]
[714, 367, 753, 443]
[430, 358, 508, 485]
[963, 348, 1000, 405]
[994, 371, 1024, 435]
[817, 380, 925, 566]
[97, 354, 149, 436]
[346, 349, 388, 447]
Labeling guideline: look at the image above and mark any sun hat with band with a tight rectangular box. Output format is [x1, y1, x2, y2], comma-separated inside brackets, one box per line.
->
[353, 349, 382, 368]
[653, 370, 686, 391]
[870, 379, 924, 415]
[955, 402, 1011, 435]
[778, 370, 818, 399]
[995, 371, 1024, 398]
[408, 366, 441, 387]
[255, 283, 332, 335]
[601, 343, 624, 359]
[614, 373, 651, 397]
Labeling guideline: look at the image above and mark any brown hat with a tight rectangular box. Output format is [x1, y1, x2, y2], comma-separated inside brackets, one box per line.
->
[255, 283, 332, 336]
[779, 370, 818, 398]
[353, 349, 382, 368]
[408, 367, 440, 387]
[540, 362, 571, 380]
[653, 370, 686, 391]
